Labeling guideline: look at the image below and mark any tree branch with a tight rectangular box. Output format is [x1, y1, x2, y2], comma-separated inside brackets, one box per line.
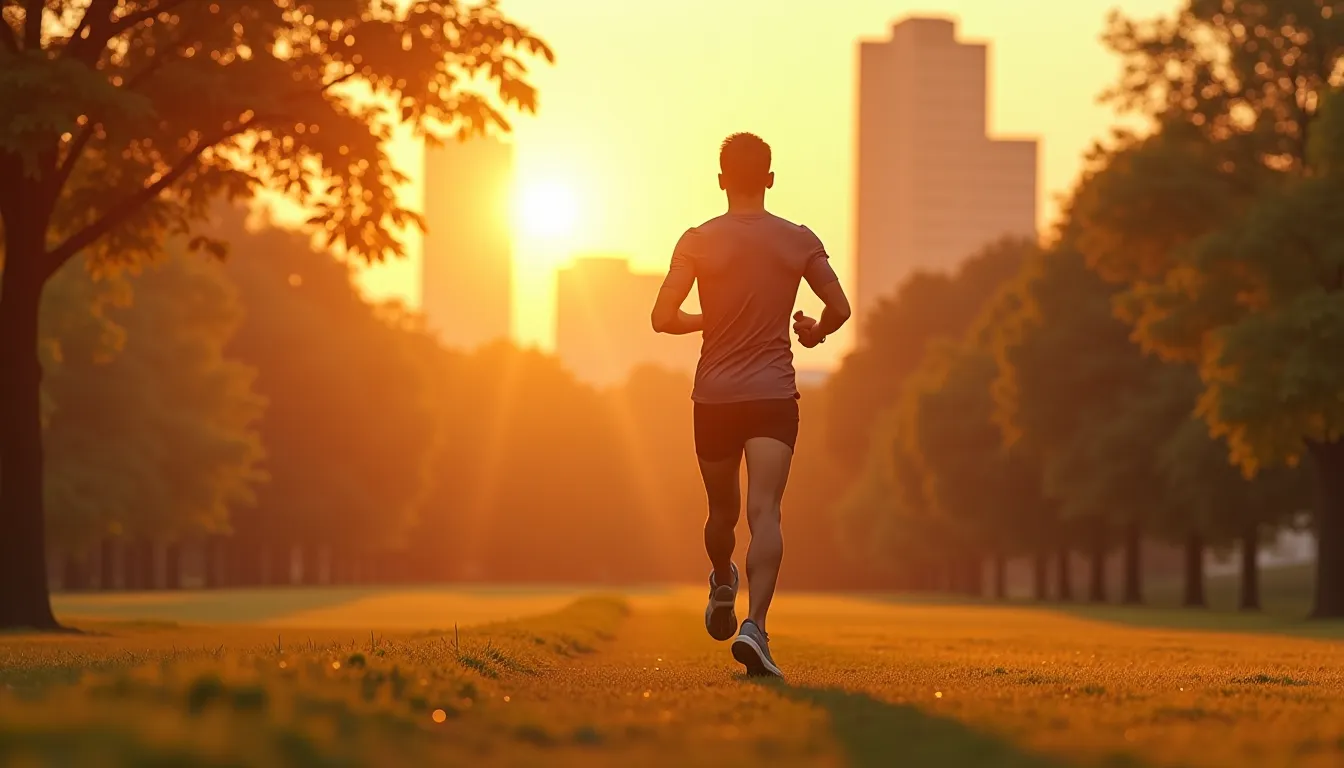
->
[64, 0, 117, 63]
[65, 0, 195, 65]
[322, 70, 358, 93]
[45, 120, 254, 271]
[102, 0, 194, 42]
[23, 0, 41, 49]
[47, 124, 97, 205]
[0, 12, 18, 52]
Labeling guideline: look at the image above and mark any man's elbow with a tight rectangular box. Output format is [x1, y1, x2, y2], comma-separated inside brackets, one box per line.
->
[650, 311, 669, 334]
[831, 298, 853, 325]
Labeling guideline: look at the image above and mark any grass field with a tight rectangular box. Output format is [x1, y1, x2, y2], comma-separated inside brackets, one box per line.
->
[4, 580, 1344, 767]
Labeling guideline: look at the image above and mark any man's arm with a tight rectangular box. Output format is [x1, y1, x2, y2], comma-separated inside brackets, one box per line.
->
[811, 278, 851, 338]
[651, 235, 703, 335]
[793, 230, 851, 348]
[794, 279, 851, 348]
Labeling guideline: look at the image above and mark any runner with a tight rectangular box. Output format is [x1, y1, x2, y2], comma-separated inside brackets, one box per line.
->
[650, 132, 852, 677]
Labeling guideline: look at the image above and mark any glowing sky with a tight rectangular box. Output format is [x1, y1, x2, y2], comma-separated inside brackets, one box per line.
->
[353, 0, 1179, 369]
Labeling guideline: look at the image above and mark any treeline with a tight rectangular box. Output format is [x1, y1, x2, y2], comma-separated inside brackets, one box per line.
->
[41, 207, 867, 592]
[828, 2, 1344, 617]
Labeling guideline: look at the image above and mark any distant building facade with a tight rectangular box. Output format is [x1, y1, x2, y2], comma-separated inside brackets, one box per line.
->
[421, 137, 513, 349]
[555, 256, 699, 387]
[855, 17, 1038, 333]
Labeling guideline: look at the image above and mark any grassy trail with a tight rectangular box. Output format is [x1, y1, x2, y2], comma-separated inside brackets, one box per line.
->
[5, 591, 1344, 766]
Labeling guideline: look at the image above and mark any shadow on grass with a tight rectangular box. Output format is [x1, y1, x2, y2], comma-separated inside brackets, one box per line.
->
[751, 679, 1145, 767]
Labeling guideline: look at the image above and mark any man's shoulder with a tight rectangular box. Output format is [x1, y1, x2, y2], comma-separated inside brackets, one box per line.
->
[765, 212, 820, 238]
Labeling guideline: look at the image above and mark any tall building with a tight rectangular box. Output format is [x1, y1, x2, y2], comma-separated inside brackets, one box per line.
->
[555, 256, 699, 387]
[855, 17, 1037, 331]
[421, 137, 513, 349]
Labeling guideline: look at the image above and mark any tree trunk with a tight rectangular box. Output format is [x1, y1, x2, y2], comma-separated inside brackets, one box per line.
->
[203, 537, 222, 589]
[164, 543, 182, 590]
[99, 538, 118, 590]
[1182, 532, 1206, 608]
[1240, 524, 1261, 612]
[302, 544, 322, 586]
[1088, 529, 1107, 603]
[63, 553, 89, 592]
[129, 540, 156, 590]
[1056, 548, 1073, 602]
[992, 553, 1007, 600]
[124, 541, 142, 590]
[272, 544, 291, 586]
[0, 247, 61, 629]
[1032, 552, 1049, 601]
[238, 540, 268, 587]
[1121, 520, 1143, 605]
[1309, 440, 1344, 619]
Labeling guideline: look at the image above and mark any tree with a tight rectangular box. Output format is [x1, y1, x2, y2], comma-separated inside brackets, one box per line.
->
[1081, 1, 1344, 616]
[827, 237, 1035, 588]
[41, 251, 265, 588]
[1158, 411, 1311, 610]
[219, 209, 438, 585]
[0, 1, 552, 627]
[826, 237, 1032, 467]
[992, 239, 1168, 604]
[902, 340, 1055, 600]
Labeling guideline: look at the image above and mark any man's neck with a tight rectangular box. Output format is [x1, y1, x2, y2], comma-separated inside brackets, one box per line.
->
[726, 194, 767, 215]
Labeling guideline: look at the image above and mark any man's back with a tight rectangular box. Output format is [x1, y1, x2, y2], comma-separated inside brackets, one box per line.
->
[669, 211, 838, 404]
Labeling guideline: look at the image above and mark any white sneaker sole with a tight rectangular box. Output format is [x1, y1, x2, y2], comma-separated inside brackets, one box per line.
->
[731, 634, 783, 678]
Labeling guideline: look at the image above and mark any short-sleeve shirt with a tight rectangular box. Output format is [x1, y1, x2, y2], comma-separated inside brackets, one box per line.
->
[661, 211, 839, 404]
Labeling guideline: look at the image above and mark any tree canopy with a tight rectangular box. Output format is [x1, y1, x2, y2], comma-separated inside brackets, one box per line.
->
[41, 249, 264, 555]
[0, 0, 554, 628]
[1073, 0, 1344, 616]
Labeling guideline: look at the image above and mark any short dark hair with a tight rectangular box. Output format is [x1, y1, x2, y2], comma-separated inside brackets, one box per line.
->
[719, 133, 771, 191]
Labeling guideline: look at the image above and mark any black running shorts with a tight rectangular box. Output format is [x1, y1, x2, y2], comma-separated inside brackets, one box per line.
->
[692, 397, 800, 461]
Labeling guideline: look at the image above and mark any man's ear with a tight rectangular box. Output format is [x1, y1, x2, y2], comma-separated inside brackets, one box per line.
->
[718, 173, 727, 191]
[765, 171, 775, 190]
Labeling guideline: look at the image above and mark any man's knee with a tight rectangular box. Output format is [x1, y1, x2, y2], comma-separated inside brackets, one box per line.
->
[745, 498, 781, 529]
[706, 499, 740, 528]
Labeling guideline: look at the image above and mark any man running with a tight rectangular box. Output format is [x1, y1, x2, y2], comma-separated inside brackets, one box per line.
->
[650, 132, 852, 677]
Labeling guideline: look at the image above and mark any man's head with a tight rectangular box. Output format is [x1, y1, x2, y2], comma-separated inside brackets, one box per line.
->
[718, 133, 773, 195]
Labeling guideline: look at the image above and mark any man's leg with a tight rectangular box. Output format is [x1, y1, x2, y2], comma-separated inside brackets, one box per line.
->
[741, 436, 792, 630]
[697, 452, 742, 592]
[698, 451, 742, 641]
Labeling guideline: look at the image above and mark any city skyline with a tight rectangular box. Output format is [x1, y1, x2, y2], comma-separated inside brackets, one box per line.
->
[855, 17, 1037, 333]
[353, 0, 1179, 367]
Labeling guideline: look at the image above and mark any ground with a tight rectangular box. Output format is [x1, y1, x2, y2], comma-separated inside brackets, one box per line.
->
[3, 581, 1344, 767]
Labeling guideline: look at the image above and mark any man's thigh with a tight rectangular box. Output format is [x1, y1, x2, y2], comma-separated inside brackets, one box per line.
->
[694, 403, 744, 505]
[743, 437, 793, 508]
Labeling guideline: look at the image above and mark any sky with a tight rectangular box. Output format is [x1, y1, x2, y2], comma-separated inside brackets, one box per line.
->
[351, 0, 1181, 370]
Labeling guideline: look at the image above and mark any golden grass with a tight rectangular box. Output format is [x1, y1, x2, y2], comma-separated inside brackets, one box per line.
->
[5, 590, 1344, 766]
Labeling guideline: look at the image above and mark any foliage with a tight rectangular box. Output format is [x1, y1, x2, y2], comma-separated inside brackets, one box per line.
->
[1082, 1, 1344, 474]
[40, 252, 265, 553]
[0, 0, 554, 271]
[825, 237, 1033, 466]
[219, 208, 436, 553]
[900, 339, 1054, 558]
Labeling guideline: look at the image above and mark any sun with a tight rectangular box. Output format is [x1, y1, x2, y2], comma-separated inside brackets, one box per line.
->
[513, 179, 579, 240]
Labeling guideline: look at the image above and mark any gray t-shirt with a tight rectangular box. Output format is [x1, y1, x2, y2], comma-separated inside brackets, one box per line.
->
[662, 211, 839, 404]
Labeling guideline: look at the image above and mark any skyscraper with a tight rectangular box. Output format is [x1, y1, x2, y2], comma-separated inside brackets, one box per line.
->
[555, 256, 699, 387]
[421, 137, 513, 350]
[855, 17, 1037, 331]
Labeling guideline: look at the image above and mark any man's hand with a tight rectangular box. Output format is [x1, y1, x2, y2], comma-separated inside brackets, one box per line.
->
[793, 311, 825, 348]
